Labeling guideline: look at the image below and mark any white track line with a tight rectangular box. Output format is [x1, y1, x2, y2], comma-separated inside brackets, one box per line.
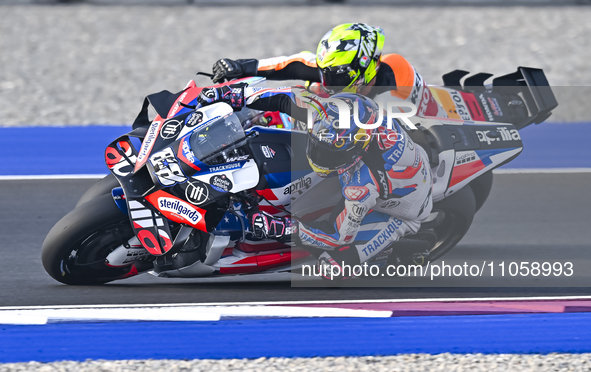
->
[0, 306, 392, 325]
[3, 296, 589, 324]
[0, 174, 107, 180]
[3, 295, 591, 311]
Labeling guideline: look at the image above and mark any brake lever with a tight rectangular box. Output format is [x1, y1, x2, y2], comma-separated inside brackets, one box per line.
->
[196, 71, 215, 79]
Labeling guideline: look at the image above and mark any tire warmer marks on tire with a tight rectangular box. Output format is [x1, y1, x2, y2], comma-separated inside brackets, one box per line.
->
[127, 199, 172, 256]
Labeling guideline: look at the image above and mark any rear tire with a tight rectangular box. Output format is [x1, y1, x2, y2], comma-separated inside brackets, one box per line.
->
[469, 171, 493, 213]
[42, 193, 136, 285]
[423, 184, 476, 261]
[390, 185, 476, 267]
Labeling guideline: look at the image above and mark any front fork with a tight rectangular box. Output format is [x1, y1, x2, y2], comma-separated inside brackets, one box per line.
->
[107, 187, 258, 271]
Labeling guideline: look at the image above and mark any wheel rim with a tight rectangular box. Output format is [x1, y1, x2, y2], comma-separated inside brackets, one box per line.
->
[60, 221, 135, 282]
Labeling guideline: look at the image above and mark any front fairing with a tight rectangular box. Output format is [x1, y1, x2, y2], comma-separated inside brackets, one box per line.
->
[105, 102, 260, 256]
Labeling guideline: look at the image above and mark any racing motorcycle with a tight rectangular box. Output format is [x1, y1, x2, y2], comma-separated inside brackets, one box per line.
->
[41, 67, 558, 285]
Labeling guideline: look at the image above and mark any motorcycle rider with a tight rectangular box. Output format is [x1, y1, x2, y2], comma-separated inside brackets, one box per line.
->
[209, 22, 445, 118]
[197, 85, 433, 279]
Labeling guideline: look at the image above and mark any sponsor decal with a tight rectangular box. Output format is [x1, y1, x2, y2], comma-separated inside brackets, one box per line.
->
[431, 87, 462, 120]
[455, 151, 477, 165]
[359, 55, 369, 68]
[351, 204, 367, 217]
[210, 174, 233, 192]
[160, 120, 182, 140]
[449, 90, 472, 121]
[384, 136, 406, 165]
[181, 138, 195, 163]
[177, 138, 201, 171]
[158, 197, 203, 224]
[284, 176, 312, 195]
[417, 84, 433, 117]
[185, 111, 203, 128]
[475, 127, 521, 145]
[376, 170, 389, 198]
[169, 91, 188, 118]
[261, 145, 276, 159]
[137, 120, 163, 166]
[226, 155, 250, 162]
[380, 199, 401, 209]
[412, 148, 420, 168]
[122, 249, 151, 264]
[337, 159, 360, 175]
[185, 181, 209, 205]
[460, 92, 486, 121]
[149, 147, 187, 187]
[209, 162, 242, 172]
[343, 186, 369, 201]
[127, 199, 171, 255]
[347, 213, 362, 224]
[409, 71, 424, 106]
[479, 93, 494, 121]
[300, 232, 331, 248]
[105, 140, 137, 177]
[360, 218, 403, 257]
[376, 127, 402, 150]
[488, 97, 503, 117]
[340, 170, 352, 185]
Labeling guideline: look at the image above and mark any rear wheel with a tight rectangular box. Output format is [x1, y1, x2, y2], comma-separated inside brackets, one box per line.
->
[425, 184, 476, 261]
[389, 185, 476, 266]
[42, 193, 138, 285]
[469, 171, 493, 213]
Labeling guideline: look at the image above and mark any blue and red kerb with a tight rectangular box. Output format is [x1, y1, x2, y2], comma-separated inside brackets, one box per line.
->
[3, 300, 591, 362]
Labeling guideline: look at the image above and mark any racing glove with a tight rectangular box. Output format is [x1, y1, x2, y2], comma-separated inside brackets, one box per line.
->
[197, 84, 245, 111]
[250, 211, 297, 240]
[212, 58, 258, 84]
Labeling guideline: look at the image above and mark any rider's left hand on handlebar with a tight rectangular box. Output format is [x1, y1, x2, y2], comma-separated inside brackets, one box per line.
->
[212, 58, 244, 84]
[197, 84, 245, 111]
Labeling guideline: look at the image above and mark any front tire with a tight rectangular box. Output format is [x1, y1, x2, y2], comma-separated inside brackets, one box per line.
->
[75, 174, 120, 208]
[42, 193, 137, 285]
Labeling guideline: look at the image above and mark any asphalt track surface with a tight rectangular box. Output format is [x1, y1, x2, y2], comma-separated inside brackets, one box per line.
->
[1, 173, 590, 307]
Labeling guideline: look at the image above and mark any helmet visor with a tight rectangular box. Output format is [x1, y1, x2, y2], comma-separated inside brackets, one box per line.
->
[319, 67, 356, 90]
[306, 134, 353, 172]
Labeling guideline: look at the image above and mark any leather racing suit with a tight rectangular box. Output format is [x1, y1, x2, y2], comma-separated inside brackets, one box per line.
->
[231, 52, 446, 118]
[242, 86, 434, 264]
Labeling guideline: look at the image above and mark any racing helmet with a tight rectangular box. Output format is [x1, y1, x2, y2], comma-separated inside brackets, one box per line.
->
[316, 23, 385, 93]
[306, 93, 380, 177]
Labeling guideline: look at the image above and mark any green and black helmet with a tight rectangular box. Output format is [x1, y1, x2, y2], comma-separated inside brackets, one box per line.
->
[316, 23, 385, 93]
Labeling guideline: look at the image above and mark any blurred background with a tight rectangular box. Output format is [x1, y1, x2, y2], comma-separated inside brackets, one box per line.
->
[0, 0, 589, 126]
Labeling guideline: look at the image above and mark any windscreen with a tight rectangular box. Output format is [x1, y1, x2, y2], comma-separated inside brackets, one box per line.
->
[188, 113, 245, 162]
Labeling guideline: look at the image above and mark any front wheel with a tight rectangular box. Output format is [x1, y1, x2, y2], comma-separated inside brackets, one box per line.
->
[42, 193, 138, 285]
[75, 173, 120, 208]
